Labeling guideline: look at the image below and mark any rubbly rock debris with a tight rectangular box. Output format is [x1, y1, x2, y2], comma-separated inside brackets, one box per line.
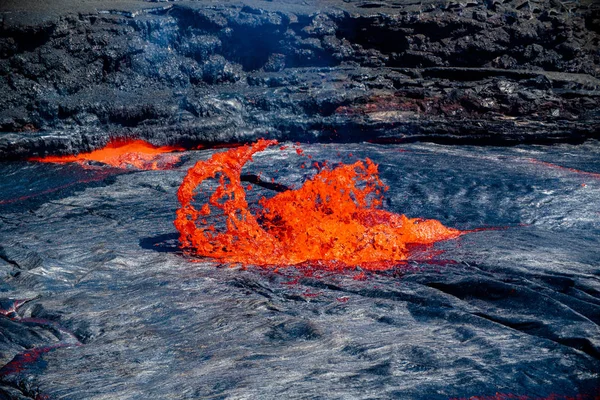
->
[1, 0, 599, 159]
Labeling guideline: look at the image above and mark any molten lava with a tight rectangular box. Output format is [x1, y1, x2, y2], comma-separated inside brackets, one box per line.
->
[30, 139, 184, 170]
[528, 158, 600, 179]
[175, 139, 461, 269]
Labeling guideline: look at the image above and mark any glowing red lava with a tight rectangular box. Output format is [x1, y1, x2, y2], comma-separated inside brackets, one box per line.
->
[528, 158, 600, 179]
[175, 139, 462, 269]
[29, 139, 184, 170]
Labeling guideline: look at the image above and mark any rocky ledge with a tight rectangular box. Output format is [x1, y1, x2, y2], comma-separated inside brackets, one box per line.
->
[1, 0, 599, 159]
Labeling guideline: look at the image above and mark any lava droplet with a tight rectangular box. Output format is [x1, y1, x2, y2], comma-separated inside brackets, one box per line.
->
[30, 139, 184, 170]
[174, 139, 462, 270]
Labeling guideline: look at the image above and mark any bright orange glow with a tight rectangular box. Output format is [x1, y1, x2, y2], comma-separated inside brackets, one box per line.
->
[29, 139, 184, 170]
[174, 139, 462, 270]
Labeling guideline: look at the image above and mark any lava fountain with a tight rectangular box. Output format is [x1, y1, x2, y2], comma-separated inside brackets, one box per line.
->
[29, 139, 184, 170]
[175, 139, 462, 269]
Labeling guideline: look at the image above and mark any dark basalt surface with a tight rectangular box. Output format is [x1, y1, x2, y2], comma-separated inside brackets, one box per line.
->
[1, 141, 599, 399]
[1, 0, 599, 159]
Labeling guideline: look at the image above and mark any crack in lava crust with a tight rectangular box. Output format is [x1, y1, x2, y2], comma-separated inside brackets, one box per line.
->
[174, 139, 462, 270]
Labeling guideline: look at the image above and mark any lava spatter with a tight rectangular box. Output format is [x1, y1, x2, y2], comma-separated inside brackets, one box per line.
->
[174, 139, 462, 269]
[29, 139, 184, 170]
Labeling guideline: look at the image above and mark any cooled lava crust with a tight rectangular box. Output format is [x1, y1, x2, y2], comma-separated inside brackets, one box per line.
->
[1, 1, 600, 399]
[0, 0, 599, 159]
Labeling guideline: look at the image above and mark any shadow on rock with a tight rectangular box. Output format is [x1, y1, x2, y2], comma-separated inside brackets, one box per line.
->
[139, 233, 181, 253]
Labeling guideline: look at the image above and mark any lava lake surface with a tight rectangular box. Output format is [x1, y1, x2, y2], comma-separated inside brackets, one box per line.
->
[1, 141, 599, 399]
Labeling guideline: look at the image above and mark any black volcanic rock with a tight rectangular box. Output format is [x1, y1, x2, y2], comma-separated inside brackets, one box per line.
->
[0, 0, 599, 159]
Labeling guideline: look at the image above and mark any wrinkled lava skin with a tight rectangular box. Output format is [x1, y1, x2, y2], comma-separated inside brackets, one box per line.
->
[452, 394, 600, 400]
[1, 141, 599, 399]
[175, 139, 461, 268]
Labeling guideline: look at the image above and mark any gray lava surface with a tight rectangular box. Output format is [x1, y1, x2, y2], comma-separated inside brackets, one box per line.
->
[1, 141, 599, 399]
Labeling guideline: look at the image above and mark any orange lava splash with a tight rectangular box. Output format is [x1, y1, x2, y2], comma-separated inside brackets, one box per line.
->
[175, 139, 462, 269]
[29, 139, 184, 170]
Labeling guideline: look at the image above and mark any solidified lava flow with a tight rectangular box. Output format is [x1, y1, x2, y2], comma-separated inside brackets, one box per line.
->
[452, 393, 600, 400]
[29, 139, 184, 170]
[175, 139, 462, 270]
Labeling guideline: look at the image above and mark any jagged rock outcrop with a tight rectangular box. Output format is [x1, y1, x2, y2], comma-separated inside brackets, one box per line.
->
[0, 0, 599, 158]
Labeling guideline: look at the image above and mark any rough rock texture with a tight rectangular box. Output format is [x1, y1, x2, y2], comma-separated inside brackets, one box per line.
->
[1, 0, 599, 159]
[1, 142, 600, 399]
[1, 3, 600, 398]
